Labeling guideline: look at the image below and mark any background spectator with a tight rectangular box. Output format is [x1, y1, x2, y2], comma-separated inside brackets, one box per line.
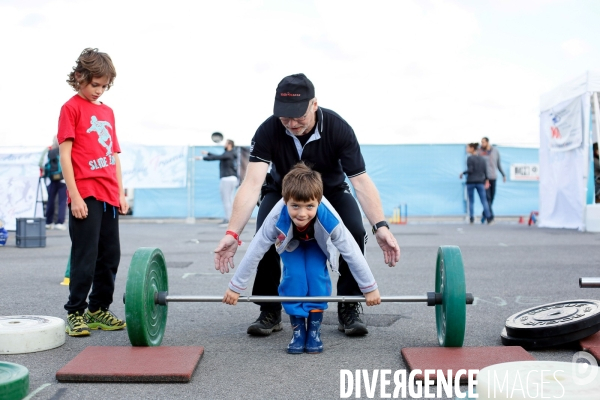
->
[43, 135, 67, 230]
[478, 137, 506, 223]
[197, 139, 238, 225]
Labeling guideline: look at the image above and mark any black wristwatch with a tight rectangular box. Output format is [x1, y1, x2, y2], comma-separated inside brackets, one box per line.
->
[372, 220, 389, 235]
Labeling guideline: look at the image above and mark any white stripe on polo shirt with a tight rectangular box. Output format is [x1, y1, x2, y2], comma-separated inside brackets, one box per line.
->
[285, 127, 321, 159]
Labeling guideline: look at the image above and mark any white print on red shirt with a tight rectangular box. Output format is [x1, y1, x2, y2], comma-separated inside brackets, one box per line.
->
[86, 115, 113, 156]
[89, 154, 116, 171]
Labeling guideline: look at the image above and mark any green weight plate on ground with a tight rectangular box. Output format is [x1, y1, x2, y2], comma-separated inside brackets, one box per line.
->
[0, 362, 29, 400]
[125, 247, 168, 346]
[435, 245, 467, 347]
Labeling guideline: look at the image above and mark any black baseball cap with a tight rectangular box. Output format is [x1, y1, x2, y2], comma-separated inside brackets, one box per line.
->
[273, 73, 315, 118]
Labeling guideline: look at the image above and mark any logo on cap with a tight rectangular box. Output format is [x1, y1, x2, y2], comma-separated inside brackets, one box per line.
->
[280, 92, 301, 97]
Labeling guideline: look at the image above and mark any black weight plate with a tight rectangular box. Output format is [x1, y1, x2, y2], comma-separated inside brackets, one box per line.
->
[505, 299, 600, 339]
[501, 324, 600, 349]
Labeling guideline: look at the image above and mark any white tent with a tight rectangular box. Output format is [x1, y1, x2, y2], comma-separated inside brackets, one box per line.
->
[539, 71, 600, 231]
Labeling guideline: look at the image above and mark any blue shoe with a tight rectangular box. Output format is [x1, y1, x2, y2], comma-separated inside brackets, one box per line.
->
[306, 312, 324, 353]
[287, 316, 306, 354]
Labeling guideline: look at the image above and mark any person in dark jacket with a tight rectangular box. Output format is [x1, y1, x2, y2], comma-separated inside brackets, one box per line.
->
[594, 143, 600, 203]
[42, 135, 68, 230]
[197, 139, 238, 224]
[459, 143, 492, 224]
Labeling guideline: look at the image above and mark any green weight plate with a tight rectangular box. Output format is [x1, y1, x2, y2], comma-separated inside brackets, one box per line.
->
[125, 247, 168, 346]
[435, 245, 467, 347]
[0, 362, 29, 400]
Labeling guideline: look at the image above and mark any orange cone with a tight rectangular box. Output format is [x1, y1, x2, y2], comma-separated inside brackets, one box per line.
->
[518, 216, 524, 224]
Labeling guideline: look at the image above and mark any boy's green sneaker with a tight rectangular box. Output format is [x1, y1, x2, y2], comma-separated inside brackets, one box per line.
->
[84, 309, 126, 331]
[66, 312, 91, 337]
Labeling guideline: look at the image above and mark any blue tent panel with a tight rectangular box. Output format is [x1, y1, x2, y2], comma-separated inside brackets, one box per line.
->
[134, 144, 539, 218]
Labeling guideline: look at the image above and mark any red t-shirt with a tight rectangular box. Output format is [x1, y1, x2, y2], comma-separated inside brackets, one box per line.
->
[57, 95, 121, 207]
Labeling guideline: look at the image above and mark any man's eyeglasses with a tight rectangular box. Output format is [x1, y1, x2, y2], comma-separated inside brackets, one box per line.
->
[279, 101, 314, 124]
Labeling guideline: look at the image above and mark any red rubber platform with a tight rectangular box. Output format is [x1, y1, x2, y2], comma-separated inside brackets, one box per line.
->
[401, 346, 535, 383]
[56, 346, 204, 383]
[588, 347, 600, 363]
[580, 331, 600, 351]
[580, 332, 600, 362]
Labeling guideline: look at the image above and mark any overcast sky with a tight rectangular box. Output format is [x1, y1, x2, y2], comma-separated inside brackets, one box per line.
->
[1, 0, 599, 148]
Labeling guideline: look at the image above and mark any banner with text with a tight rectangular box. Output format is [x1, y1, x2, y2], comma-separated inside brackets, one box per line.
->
[510, 164, 540, 181]
[119, 144, 187, 188]
[0, 147, 45, 230]
[543, 95, 585, 152]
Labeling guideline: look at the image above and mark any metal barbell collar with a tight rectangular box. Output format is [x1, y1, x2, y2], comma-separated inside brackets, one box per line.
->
[154, 291, 474, 306]
[580, 277, 600, 288]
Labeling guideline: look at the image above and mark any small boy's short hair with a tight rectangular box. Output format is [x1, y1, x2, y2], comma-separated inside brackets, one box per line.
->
[282, 162, 323, 203]
[67, 48, 116, 91]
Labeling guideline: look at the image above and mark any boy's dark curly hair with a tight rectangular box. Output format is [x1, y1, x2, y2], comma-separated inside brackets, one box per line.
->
[67, 48, 116, 91]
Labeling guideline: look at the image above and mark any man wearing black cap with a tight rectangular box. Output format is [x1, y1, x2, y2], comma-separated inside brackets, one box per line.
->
[214, 73, 400, 337]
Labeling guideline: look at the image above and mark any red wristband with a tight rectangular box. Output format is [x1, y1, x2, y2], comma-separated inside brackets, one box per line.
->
[226, 230, 242, 245]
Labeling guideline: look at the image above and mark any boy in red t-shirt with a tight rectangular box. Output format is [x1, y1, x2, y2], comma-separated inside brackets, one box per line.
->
[58, 48, 129, 336]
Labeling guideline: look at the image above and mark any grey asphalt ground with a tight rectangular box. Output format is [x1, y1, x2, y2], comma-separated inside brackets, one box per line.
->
[1, 218, 599, 400]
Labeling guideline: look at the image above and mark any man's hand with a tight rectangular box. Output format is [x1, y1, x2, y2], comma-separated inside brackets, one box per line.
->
[214, 234, 239, 273]
[485, 180, 490, 190]
[364, 289, 381, 306]
[503, 176, 506, 183]
[223, 289, 240, 305]
[375, 228, 400, 267]
[459, 173, 463, 179]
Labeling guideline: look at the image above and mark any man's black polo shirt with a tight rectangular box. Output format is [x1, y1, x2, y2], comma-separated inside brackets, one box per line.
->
[249, 107, 366, 196]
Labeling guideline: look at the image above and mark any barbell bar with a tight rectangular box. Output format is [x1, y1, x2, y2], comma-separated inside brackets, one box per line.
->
[580, 277, 600, 288]
[155, 293, 475, 305]
[124, 245, 473, 348]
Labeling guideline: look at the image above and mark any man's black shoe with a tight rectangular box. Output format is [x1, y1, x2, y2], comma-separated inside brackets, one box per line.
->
[338, 303, 368, 336]
[247, 310, 283, 336]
